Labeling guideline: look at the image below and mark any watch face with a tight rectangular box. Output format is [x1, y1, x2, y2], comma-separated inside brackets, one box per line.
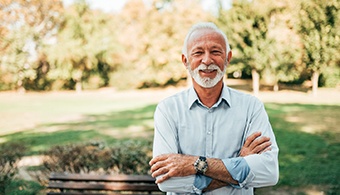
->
[195, 156, 208, 174]
[197, 161, 206, 170]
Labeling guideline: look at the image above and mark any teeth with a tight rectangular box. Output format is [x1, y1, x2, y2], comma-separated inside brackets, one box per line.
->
[201, 69, 215, 73]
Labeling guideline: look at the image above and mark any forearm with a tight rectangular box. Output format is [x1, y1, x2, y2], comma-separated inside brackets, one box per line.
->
[205, 158, 238, 185]
[204, 179, 229, 192]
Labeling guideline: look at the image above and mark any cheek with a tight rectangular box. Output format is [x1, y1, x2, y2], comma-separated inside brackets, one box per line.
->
[213, 57, 226, 67]
[188, 59, 201, 68]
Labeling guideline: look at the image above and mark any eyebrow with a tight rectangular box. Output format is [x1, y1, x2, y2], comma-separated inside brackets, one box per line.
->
[191, 45, 224, 52]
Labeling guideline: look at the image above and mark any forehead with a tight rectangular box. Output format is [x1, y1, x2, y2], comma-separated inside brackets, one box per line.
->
[187, 29, 226, 51]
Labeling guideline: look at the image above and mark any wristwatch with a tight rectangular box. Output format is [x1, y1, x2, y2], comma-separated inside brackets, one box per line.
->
[194, 156, 208, 174]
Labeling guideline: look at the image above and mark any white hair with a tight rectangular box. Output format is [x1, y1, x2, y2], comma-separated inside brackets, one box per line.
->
[182, 22, 231, 58]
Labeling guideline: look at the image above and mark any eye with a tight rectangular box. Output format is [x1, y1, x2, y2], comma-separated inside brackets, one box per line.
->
[192, 51, 203, 56]
[212, 50, 222, 55]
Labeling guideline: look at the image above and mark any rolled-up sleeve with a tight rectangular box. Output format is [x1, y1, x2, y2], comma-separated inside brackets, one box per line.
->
[222, 157, 253, 188]
[153, 103, 199, 193]
[243, 151, 279, 187]
[241, 100, 279, 188]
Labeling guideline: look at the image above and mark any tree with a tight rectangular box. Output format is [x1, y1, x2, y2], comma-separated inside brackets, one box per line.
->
[0, 0, 63, 91]
[113, 0, 212, 89]
[218, 0, 306, 94]
[45, 0, 121, 92]
[297, 0, 340, 96]
[218, 0, 275, 95]
[261, 0, 302, 91]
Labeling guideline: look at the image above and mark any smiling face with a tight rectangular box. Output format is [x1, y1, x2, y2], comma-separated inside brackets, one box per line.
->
[183, 28, 229, 88]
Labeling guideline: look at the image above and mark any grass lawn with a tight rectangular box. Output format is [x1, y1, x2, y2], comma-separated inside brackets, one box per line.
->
[0, 89, 339, 194]
[256, 103, 340, 194]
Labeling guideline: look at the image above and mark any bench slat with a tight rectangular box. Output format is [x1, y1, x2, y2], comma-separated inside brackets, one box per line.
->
[48, 181, 160, 191]
[49, 173, 155, 183]
[47, 173, 161, 194]
[47, 192, 123, 195]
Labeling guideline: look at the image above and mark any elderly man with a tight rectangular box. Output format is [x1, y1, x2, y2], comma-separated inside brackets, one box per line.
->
[149, 22, 279, 194]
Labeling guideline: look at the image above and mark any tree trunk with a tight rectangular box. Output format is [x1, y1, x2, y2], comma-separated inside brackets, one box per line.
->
[75, 81, 82, 93]
[252, 69, 260, 96]
[311, 70, 319, 97]
[17, 79, 26, 94]
[273, 81, 279, 92]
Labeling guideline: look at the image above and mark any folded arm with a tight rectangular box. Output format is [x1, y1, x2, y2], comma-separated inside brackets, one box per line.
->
[150, 131, 271, 191]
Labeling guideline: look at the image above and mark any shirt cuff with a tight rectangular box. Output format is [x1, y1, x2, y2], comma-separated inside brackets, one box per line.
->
[193, 174, 213, 193]
[222, 157, 251, 188]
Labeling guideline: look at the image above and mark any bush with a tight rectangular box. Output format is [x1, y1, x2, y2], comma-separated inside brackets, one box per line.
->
[0, 143, 26, 193]
[43, 140, 153, 175]
[4, 179, 43, 195]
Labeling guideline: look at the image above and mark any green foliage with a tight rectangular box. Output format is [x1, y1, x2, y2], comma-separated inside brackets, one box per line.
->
[297, 0, 340, 72]
[220, 0, 272, 72]
[43, 140, 152, 174]
[0, 143, 27, 194]
[296, 0, 340, 92]
[111, 0, 211, 89]
[3, 179, 43, 195]
[0, 0, 339, 92]
[44, 0, 121, 91]
[219, 0, 303, 90]
[319, 66, 340, 87]
[0, 0, 64, 91]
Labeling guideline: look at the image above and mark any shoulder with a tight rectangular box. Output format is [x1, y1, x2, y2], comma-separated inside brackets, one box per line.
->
[227, 87, 263, 107]
[156, 88, 190, 110]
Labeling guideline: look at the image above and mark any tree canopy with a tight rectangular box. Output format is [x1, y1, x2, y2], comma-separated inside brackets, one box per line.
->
[0, 0, 339, 93]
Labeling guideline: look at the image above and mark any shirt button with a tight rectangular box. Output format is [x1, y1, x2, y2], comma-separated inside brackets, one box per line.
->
[207, 131, 211, 135]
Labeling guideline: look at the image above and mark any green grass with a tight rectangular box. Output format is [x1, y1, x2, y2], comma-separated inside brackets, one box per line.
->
[1, 104, 156, 155]
[0, 92, 339, 194]
[259, 103, 340, 194]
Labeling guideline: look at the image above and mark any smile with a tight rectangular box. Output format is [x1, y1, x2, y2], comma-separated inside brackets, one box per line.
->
[200, 69, 217, 73]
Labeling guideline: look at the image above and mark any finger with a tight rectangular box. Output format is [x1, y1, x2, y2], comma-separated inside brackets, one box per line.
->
[150, 160, 167, 173]
[150, 162, 159, 173]
[249, 136, 270, 149]
[149, 154, 169, 166]
[151, 166, 168, 178]
[244, 132, 262, 147]
[155, 173, 171, 184]
[254, 141, 271, 153]
[259, 146, 272, 154]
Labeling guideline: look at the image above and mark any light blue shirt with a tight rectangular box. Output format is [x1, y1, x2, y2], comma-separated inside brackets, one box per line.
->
[152, 86, 279, 194]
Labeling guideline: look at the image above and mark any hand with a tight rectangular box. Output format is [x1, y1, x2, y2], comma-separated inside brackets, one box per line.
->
[239, 132, 271, 157]
[149, 153, 196, 183]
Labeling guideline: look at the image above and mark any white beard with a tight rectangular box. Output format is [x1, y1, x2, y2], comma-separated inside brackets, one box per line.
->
[187, 63, 226, 88]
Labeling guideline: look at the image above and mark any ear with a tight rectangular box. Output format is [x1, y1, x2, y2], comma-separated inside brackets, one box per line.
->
[182, 54, 188, 68]
[227, 51, 232, 63]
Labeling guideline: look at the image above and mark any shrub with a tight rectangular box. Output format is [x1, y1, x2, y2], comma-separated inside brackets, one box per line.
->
[0, 143, 26, 193]
[43, 140, 153, 175]
[4, 179, 43, 195]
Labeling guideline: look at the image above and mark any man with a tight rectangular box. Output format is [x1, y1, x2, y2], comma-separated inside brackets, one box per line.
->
[149, 22, 279, 194]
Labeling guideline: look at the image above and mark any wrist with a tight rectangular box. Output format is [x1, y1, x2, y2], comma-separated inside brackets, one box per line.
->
[194, 156, 208, 174]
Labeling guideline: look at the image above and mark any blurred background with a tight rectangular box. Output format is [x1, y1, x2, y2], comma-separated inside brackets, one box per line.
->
[1, 0, 339, 94]
[0, 0, 339, 194]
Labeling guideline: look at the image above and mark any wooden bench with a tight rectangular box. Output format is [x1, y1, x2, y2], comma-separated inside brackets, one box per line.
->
[47, 172, 162, 195]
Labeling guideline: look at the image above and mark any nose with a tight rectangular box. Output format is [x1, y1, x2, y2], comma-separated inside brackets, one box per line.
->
[201, 53, 213, 65]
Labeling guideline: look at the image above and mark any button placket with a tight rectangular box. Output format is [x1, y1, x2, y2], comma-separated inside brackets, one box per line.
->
[206, 108, 213, 157]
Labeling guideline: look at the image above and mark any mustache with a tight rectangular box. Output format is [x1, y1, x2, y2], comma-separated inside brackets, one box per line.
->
[197, 64, 221, 71]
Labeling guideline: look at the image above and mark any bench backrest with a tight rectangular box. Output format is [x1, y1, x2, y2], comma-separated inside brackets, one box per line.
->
[47, 173, 161, 194]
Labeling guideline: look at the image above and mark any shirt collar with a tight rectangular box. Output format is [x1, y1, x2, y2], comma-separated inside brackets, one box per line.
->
[188, 85, 231, 110]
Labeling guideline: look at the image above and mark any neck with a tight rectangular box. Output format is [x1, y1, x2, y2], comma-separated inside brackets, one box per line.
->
[193, 80, 223, 108]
